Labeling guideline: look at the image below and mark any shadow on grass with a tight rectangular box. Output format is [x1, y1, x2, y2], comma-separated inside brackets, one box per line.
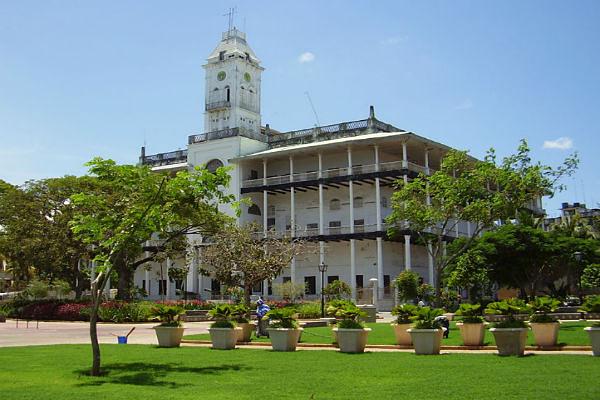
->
[75, 362, 250, 388]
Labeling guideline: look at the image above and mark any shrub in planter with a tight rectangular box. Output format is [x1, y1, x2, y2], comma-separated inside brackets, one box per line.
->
[232, 304, 254, 343]
[390, 304, 419, 346]
[584, 321, 600, 356]
[580, 295, 600, 317]
[208, 304, 240, 350]
[333, 304, 371, 353]
[407, 307, 444, 355]
[455, 304, 486, 346]
[528, 297, 561, 347]
[394, 270, 419, 303]
[322, 280, 352, 301]
[486, 299, 529, 356]
[326, 299, 355, 318]
[266, 308, 302, 351]
[151, 304, 186, 347]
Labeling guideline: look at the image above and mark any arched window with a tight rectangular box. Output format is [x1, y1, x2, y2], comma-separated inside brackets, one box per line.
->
[248, 204, 261, 216]
[206, 159, 224, 173]
[329, 198, 340, 211]
[353, 197, 363, 208]
[225, 86, 230, 102]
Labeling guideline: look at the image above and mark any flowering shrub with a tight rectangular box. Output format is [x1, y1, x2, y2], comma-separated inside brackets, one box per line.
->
[55, 303, 89, 321]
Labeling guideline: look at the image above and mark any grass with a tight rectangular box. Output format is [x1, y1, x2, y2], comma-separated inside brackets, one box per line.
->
[0, 344, 599, 399]
[184, 321, 595, 346]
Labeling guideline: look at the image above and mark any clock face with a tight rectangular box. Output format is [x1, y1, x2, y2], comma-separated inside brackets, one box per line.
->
[217, 71, 226, 81]
[244, 72, 251, 82]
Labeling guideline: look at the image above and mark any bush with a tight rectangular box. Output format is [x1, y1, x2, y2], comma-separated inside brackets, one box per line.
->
[98, 301, 154, 323]
[455, 303, 484, 324]
[322, 280, 351, 301]
[55, 303, 88, 321]
[582, 264, 600, 289]
[273, 281, 306, 303]
[395, 271, 419, 303]
[391, 304, 419, 324]
[295, 302, 321, 319]
[266, 308, 299, 329]
[485, 299, 528, 328]
[411, 306, 444, 329]
[435, 289, 460, 312]
[581, 295, 600, 313]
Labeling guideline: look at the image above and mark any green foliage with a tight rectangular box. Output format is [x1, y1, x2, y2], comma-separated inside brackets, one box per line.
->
[325, 299, 355, 318]
[528, 296, 560, 323]
[331, 303, 366, 329]
[211, 320, 236, 328]
[24, 279, 49, 299]
[582, 264, 600, 288]
[273, 281, 307, 303]
[208, 304, 236, 322]
[265, 308, 299, 329]
[446, 246, 490, 292]
[394, 270, 419, 303]
[391, 304, 419, 324]
[417, 284, 435, 304]
[322, 280, 352, 301]
[485, 299, 528, 328]
[231, 304, 250, 323]
[580, 295, 600, 313]
[411, 307, 444, 329]
[435, 289, 461, 312]
[455, 303, 484, 324]
[97, 301, 154, 323]
[338, 319, 365, 329]
[295, 302, 321, 319]
[151, 304, 185, 327]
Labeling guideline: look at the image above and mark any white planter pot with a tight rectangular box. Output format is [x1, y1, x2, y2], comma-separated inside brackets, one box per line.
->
[490, 328, 528, 356]
[584, 327, 600, 356]
[208, 327, 241, 350]
[457, 323, 486, 346]
[408, 329, 443, 355]
[529, 322, 559, 347]
[267, 328, 303, 351]
[391, 323, 412, 346]
[334, 328, 371, 353]
[236, 322, 255, 343]
[153, 326, 185, 348]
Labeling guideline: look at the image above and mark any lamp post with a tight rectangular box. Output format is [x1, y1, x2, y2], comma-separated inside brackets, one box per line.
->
[573, 251, 583, 301]
[318, 262, 328, 318]
[369, 278, 378, 309]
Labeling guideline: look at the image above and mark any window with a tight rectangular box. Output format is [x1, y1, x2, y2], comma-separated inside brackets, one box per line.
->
[248, 204, 261, 216]
[353, 197, 363, 208]
[329, 198, 340, 211]
[250, 169, 258, 180]
[225, 86, 230, 102]
[206, 159, 224, 173]
[327, 275, 339, 285]
[282, 276, 291, 283]
[158, 280, 167, 296]
[354, 219, 365, 233]
[252, 281, 263, 293]
[211, 279, 221, 295]
[267, 218, 275, 228]
[219, 51, 225, 61]
[306, 223, 318, 232]
[356, 275, 364, 289]
[245, 52, 250, 61]
[304, 276, 316, 295]
[175, 280, 183, 290]
[329, 221, 341, 234]
[384, 275, 391, 294]
[267, 205, 275, 216]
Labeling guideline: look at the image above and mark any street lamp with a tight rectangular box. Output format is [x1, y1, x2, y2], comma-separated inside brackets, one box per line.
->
[318, 262, 328, 318]
[573, 251, 583, 301]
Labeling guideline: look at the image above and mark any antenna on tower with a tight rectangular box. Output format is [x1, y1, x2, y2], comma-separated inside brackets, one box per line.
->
[223, 7, 236, 36]
[304, 91, 321, 128]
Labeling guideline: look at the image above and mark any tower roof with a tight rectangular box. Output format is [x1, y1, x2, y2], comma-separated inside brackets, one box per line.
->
[206, 28, 261, 64]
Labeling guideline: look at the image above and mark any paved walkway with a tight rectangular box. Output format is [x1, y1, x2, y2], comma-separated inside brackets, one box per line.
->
[0, 319, 211, 347]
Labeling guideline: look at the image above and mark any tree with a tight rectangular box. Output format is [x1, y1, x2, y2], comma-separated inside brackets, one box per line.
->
[70, 158, 232, 376]
[387, 140, 577, 301]
[395, 270, 419, 303]
[582, 264, 600, 289]
[322, 280, 352, 301]
[200, 223, 309, 308]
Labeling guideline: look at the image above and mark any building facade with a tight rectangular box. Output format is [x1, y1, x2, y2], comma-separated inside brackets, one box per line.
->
[135, 28, 543, 307]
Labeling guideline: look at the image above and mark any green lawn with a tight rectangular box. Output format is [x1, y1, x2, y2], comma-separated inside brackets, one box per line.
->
[184, 321, 594, 346]
[0, 345, 598, 399]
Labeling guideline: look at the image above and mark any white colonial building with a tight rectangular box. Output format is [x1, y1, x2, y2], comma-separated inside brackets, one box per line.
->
[134, 28, 543, 307]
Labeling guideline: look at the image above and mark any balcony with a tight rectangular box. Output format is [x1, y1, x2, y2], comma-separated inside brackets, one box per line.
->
[142, 150, 188, 167]
[188, 127, 267, 145]
[253, 223, 387, 241]
[241, 160, 434, 191]
[205, 100, 231, 111]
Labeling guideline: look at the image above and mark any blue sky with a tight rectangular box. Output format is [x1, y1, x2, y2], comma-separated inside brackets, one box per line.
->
[1, 1, 599, 216]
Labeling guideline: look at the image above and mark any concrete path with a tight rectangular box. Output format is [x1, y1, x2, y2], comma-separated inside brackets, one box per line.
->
[0, 319, 211, 347]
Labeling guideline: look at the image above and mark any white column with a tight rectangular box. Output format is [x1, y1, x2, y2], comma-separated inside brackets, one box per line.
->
[144, 269, 150, 297]
[90, 260, 96, 289]
[455, 219, 460, 237]
[402, 142, 408, 168]
[263, 159, 268, 237]
[376, 237, 383, 300]
[263, 279, 269, 298]
[427, 241, 434, 286]
[166, 257, 171, 299]
[348, 147, 354, 233]
[424, 148, 430, 175]
[374, 145, 382, 231]
[289, 155, 296, 284]
[404, 235, 412, 270]
[291, 257, 296, 284]
[318, 153, 324, 235]
[350, 239, 356, 301]
[187, 250, 197, 294]
[197, 246, 203, 298]
[467, 221, 472, 237]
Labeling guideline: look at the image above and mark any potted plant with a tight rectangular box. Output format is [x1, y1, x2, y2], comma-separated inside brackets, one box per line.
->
[326, 299, 355, 345]
[486, 299, 529, 356]
[390, 304, 419, 346]
[584, 321, 600, 356]
[332, 304, 371, 353]
[208, 304, 241, 350]
[151, 304, 186, 347]
[232, 304, 254, 343]
[580, 295, 600, 319]
[455, 303, 486, 346]
[407, 307, 444, 355]
[528, 296, 561, 348]
[266, 308, 302, 351]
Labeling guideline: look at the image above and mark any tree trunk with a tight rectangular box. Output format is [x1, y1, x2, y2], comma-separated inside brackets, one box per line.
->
[115, 256, 132, 301]
[89, 278, 103, 376]
[244, 284, 252, 320]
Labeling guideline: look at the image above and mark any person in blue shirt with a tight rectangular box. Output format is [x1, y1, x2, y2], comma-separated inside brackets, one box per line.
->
[256, 297, 270, 337]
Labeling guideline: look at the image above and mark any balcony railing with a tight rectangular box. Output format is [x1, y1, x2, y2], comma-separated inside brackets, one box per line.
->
[142, 150, 188, 167]
[242, 160, 434, 188]
[205, 100, 231, 111]
[188, 127, 267, 145]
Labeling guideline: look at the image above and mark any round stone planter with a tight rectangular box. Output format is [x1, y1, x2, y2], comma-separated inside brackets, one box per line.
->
[153, 326, 185, 348]
[489, 328, 528, 356]
[391, 323, 413, 346]
[334, 328, 371, 353]
[236, 322, 255, 343]
[457, 322, 486, 346]
[267, 328, 303, 352]
[584, 327, 600, 356]
[209, 327, 241, 350]
[529, 322, 559, 347]
[407, 328, 443, 355]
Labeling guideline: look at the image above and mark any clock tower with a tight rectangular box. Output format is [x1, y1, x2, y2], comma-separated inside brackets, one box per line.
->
[203, 28, 263, 135]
